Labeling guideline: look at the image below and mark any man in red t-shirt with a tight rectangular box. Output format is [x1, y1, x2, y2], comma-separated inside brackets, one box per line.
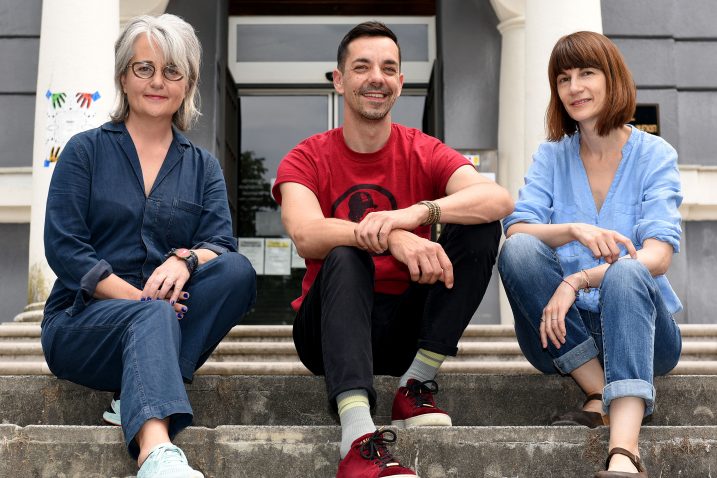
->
[273, 21, 513, 478]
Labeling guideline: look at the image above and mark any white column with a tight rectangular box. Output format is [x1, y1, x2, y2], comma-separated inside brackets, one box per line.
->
[25, 1, 119, 309]
[490, 0, 525, 200]
[523, 1, 602, 170]
[491, 0, 602, 325]
[490, 0, 525, 325]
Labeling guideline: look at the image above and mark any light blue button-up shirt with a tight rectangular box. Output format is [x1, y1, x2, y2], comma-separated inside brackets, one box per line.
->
[503, 126, 683, 314]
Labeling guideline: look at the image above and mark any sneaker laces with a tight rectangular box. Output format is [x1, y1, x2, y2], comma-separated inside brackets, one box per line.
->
[405, 379, 439, 408]
[147, 444, 188, 467]
[358, 429, 401, 469]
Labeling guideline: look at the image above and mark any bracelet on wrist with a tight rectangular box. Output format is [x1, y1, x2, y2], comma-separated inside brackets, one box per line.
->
[165, 248, 198, 275]
[579, 269, 591, 291]
[561, 279, 579, 298]
[418, 200, 441, 226]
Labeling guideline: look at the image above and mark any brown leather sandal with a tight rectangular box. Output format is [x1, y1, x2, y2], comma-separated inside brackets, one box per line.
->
[594, 447, 648, 477]
[550, 393, 608, 428]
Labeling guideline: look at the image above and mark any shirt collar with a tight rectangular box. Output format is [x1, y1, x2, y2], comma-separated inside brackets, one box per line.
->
[102, 121, 191, 149]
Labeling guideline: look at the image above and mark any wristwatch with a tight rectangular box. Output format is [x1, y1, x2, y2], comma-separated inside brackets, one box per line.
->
[166, 248, 198, 274]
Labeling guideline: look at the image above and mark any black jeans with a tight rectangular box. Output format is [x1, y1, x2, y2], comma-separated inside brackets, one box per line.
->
[292, 222, 501, 408]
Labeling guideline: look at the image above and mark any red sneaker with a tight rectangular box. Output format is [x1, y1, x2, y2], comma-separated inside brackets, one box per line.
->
[336, 429, 417, 478]
[391, 379, 452, 428]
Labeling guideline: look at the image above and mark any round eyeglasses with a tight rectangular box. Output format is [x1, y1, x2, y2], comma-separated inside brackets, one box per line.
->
[128, 61, 184, 81]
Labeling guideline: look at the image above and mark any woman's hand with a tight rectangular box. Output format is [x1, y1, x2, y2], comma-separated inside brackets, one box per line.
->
[570, 223, 637, 264]
[141, 257, 191, 307]
[540, 278, 580, 349]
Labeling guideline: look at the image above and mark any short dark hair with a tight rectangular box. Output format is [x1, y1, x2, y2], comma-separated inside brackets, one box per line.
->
[336, 21, 401, 72]
[546, 31, 636, 141]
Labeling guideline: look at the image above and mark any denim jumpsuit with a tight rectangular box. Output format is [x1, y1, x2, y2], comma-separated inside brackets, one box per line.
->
[41, 121, 256, 458]
[498, 126, 682, 416]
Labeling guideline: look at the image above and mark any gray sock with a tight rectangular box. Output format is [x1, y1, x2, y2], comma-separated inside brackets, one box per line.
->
[337, 389, 375, 458]
[399, 348, 447, 387]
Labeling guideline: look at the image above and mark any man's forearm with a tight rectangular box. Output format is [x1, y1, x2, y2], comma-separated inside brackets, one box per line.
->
[291, 218, 358, 259]
[434, 182, 513, 225]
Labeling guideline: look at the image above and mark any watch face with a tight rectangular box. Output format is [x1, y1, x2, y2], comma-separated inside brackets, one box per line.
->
[175, 248, 191, 259]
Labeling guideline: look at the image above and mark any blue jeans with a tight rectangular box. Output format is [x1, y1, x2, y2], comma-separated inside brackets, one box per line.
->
[41, 252, 256, 458]
[497, 233, 681, 416]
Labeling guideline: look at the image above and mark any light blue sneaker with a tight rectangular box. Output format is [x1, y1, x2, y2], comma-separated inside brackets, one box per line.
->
[137, 443, 203, 478]
[102, 396, 121, 426]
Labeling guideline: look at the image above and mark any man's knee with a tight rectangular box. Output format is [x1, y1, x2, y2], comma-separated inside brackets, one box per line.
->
[442, 221, 501, 257]
[324, 246, 374, 274]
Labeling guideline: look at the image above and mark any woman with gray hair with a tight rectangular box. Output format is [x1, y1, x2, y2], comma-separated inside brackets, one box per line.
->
[41, 14, 256, 477]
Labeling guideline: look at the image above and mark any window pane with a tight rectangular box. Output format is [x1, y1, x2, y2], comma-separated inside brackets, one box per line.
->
[241, 95, 328, 183]
[236, 24, 428, 62]
[239, 95, 329, 325]
[338, 94, 426, 131]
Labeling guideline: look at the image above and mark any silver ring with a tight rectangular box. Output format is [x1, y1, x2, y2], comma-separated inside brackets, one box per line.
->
[551, 317, 559, 321]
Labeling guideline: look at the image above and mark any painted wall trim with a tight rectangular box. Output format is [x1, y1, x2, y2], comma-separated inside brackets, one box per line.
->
[0, 167, 32, 223]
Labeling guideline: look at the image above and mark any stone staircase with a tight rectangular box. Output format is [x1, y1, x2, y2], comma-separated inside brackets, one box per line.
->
[1, 309, 716, 476]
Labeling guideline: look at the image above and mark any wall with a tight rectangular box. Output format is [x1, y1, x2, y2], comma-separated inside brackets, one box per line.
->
[0, 0, 40, 169]
[166, 0, 228, 156]
[438, 0, 501, 150]
[0, 0, 40, 321]
[437, 0, 502, 323]
[603, 0, 717, 323]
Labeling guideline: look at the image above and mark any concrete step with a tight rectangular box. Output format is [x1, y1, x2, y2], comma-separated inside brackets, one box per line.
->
[5, 340, 717, 362]
[6, 322, 717, 340]
[2, 375, 715, 427]
[0, 424, 714, 477]
[4, 323, 717, 374]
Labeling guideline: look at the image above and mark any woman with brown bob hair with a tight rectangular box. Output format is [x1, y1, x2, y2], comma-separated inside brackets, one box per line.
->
[499, 31, 682, 477]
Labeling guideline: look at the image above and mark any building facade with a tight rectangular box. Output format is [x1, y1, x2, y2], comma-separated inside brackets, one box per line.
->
[1, 0, 716, 324]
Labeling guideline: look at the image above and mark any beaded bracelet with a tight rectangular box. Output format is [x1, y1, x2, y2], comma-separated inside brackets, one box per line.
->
[418, 200, 442, 226]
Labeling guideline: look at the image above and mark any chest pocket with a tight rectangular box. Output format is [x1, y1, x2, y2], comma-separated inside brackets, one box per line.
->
[167, 198, 203, 247]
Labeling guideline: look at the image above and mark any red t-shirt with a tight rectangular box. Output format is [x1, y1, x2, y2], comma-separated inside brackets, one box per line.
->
[273, 123, 471, 311]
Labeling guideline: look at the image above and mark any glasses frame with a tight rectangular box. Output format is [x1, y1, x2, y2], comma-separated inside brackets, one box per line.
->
[128, 61, 185, 82]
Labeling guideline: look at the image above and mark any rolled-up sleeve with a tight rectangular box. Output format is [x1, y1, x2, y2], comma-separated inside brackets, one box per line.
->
[503, 147, 555, 233]
[192, 155, 237, 254]
[44, 138, 113, 301]
[634, 142, 682, 252]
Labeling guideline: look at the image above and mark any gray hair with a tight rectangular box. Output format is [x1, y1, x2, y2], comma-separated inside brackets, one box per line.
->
[110, 14, 201, 131]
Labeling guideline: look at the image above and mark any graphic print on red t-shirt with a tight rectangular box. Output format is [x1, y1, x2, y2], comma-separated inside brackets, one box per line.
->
[273, 124, 471, 310]
[332, 184, 398, 223]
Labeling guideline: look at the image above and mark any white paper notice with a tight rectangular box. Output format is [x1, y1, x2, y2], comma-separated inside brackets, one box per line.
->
[238, 238, 265, 275]
[291, 241, 306, 269]
[264, 238, 292, 275]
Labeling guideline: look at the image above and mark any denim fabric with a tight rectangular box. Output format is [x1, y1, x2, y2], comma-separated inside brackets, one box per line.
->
[498, 233, 681, 416]
[502, 126, 683, 314]
[43, 121, 236, 318]
[293, 222, 501, 408]
[41, 252, 256, 458]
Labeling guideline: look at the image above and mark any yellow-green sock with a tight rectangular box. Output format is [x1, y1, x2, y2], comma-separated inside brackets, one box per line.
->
[399, 348, 446, 387]
[337, 389, 375, 458]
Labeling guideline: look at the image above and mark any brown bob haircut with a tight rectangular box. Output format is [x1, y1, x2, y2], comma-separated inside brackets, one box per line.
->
[546, 31, 636, 141]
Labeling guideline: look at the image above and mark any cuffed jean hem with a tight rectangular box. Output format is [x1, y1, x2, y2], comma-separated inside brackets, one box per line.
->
[553, 336, 599, 374]
[417, 339, 458, 357]
[603, 379, 656, 417]
[125, 398, 193, 459]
